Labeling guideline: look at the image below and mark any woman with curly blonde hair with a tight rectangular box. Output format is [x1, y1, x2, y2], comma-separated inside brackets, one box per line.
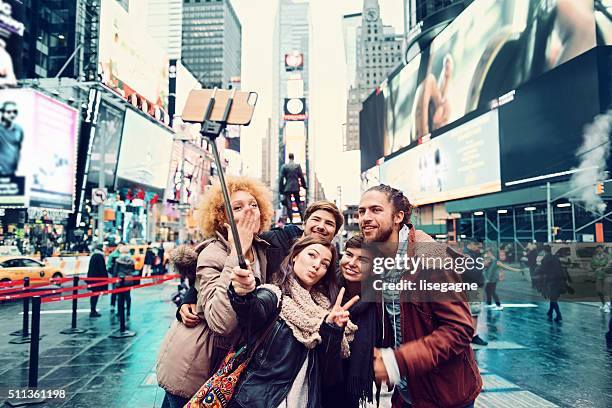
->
[157, 176, 273, 408]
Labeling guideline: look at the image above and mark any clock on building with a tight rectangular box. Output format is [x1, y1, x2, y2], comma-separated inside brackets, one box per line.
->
[365, 7, 378, 22]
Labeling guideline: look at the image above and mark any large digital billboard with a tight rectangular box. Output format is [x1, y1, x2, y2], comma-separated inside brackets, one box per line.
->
[0, 89, 78, 210]
[380, 109, 501, 205]
[98, 0, 168, 113]
[115, 109, 173, 192]
[165, 141, 209, 207]
[0, 0, 25, 84]
[499, 47, 602, 187]
[87, 101, 125, 186]
[371, 0, 599, 162]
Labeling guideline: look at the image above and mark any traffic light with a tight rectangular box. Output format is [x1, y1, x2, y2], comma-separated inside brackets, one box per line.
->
[596, 182, 604, 195]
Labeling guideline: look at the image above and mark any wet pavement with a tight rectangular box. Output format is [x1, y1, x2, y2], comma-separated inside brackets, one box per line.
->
[0, 278, 610, 408]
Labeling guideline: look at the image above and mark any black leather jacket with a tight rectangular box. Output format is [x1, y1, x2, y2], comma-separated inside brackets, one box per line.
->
[227, 284, 343, 408]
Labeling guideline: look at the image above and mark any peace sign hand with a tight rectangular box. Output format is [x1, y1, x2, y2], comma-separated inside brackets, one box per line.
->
[325, 287, 360, 328]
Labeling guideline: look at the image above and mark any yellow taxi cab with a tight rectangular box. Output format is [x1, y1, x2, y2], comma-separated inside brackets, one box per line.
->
[0, 255, 65, 283]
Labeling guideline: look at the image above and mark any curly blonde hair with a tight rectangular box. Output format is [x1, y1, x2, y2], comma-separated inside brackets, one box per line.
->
[197, 176, 273, 238]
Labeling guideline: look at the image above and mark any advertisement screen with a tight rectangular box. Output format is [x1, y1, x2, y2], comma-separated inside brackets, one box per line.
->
[499, 47, 601, 186]
[165, 141, 209, 207]
[380, 109, 501, 205]
[376, 0, 598, 158]
[0, 89, 78, 210]
[0, 0, 25, 84]
[87, 101, 125, 186]
[116, 109, 173, 191]
[98, 0, 168, 110]
[360, 90, 386, 172]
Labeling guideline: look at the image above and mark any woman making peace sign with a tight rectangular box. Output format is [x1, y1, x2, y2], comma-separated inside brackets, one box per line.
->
[227, 235, 359, 408]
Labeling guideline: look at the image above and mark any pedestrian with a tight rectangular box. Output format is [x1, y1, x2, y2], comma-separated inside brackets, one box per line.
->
[538, 245, 569, 322]
[177, 200, 344, 325]
[591, 245, 611, 312]
[323, 235, 382, 408]
[106, 244, 122, 310]
[220, 235, 357, 408]
[359, 184, 481, 408]
[483, 247, 522, 311]
[142, 242, 155, 278]
[279, 152, 307, 221]
[156, 176, 273, 408]
[463, 240, 488, 345]
[155, 243, 166, 275]
[525, 243, 539, 288]
[86, 243, 108, 317]
[113, 244, 136, 317]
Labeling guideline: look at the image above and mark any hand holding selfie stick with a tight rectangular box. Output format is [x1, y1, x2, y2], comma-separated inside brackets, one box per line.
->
[198, 88, 248, 270]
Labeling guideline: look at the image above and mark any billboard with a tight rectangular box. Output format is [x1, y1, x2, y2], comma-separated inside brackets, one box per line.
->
[285, 51, 304, 71]
[380, 109, 501, 205]
[87, 101, 125, 186]
[98, 0, 168, 113]
[0, 89, 78, 210]
[165, 141, 209, 207]
[283, 98, 307, 121]
[375, 0, 598, 159]
[115, 109, 173, 191]
[0, 0, 25, 84]
[499, 47, 601, 186]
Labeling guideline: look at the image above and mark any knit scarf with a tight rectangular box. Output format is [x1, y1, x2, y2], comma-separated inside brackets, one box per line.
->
[263, 280, 356, 358]
[344, 299, 378, 405]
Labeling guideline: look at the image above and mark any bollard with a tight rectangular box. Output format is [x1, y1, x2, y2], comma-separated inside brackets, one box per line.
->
[9, 278, 34, 344]
[9, 277, 30, 337]
[60, 276, 86, 334]
[28, 296, 41, 387]
[110, 277, 135, 338]
[5, 296, 46, 407]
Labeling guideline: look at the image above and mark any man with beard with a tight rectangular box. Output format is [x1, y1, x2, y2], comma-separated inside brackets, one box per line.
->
[359, 184, 481, 408]
[177, 200, 344, 327]
[0, 101, 24, 176]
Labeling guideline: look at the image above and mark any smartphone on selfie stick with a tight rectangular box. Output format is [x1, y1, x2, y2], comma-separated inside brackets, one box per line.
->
[182, 88, 258, 270]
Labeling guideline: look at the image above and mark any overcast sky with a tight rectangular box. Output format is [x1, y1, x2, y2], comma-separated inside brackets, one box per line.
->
[232, 0, 405, 205]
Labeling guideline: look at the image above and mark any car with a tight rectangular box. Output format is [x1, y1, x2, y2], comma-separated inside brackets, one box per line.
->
[0, 256, 64, 283]
[0, 246, 21, 257]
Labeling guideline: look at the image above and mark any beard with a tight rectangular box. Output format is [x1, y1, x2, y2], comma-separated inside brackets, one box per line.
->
[363, 224, 394, 243]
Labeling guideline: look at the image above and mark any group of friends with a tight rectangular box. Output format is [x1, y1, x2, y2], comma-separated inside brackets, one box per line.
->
[156, 177, 482, 408]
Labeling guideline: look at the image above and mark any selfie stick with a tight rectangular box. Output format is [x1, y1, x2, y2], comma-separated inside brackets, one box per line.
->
[199, 88, 248, 270]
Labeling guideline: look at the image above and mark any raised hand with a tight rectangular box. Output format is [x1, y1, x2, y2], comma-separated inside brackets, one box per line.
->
[230, 263, 256, 296]
[326, 287, 360, 328]
[225, 208, 259, 258]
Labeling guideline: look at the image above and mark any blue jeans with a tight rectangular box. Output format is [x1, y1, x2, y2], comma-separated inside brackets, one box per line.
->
[161, 392, 189, 408]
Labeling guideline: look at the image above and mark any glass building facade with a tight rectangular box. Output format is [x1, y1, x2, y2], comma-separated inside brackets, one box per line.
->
[182, 0, 241, 88]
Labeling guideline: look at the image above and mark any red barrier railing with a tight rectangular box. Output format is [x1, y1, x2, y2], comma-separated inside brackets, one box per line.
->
[41, 274, 178, 303]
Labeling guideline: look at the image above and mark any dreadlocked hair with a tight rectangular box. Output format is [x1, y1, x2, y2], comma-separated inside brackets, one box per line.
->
[365, 184, 413, 228]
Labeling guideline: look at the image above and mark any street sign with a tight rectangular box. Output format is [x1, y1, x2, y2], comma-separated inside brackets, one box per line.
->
[91, 188, 108, 205]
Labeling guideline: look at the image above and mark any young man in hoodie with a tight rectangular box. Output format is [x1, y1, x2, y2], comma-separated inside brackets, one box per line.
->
[359, 184, 481, 408]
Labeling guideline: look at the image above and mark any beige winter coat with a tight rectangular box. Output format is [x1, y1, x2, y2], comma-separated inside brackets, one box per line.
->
[156, 233, 268, 398]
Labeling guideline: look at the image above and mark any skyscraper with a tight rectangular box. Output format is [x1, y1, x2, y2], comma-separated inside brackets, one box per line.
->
[270, 0, 310, 206]
[146, 0, 183, 60]
[182, 0, 241, 88]
[344, 0, 402, 151]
